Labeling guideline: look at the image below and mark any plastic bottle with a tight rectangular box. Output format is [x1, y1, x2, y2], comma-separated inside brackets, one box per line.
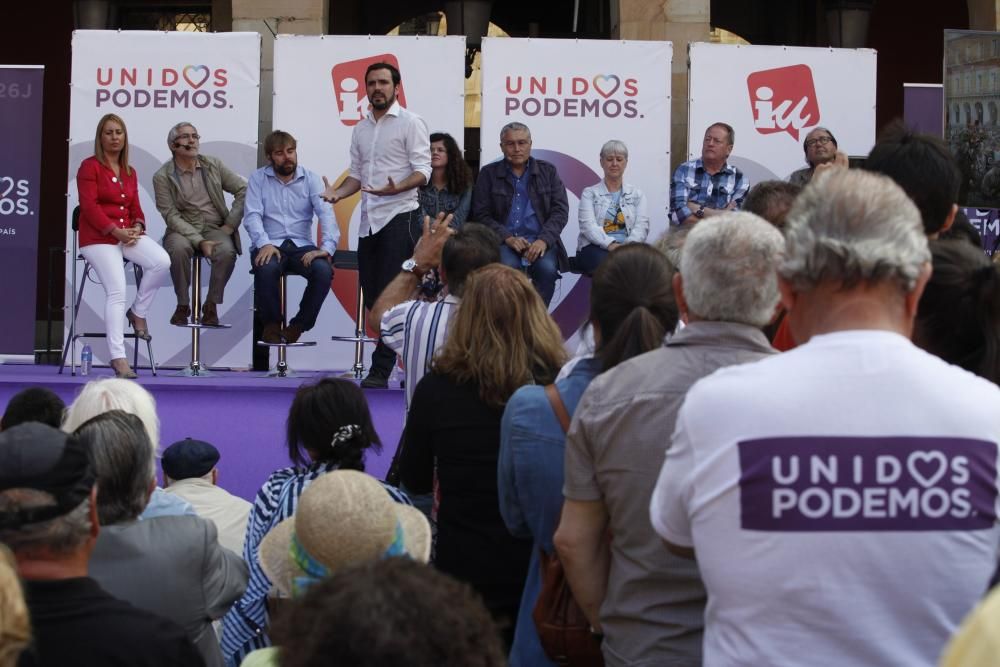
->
[80, 344, 92, 376]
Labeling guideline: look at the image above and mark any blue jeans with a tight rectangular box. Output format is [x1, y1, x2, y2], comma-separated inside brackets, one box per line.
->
[251, 240, 332, 331]
[574, 244, 611, 276]
[500, 244, 558, 306]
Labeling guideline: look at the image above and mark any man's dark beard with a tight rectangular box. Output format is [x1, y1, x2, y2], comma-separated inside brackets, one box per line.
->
[275, 161, 296, 176]
[369, 93, 393, 110]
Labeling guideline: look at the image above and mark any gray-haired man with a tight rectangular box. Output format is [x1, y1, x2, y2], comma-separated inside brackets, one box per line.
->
[153, 121, 247, 327]
[555, 211, 782, 666]
[651, 169, 1000, 666]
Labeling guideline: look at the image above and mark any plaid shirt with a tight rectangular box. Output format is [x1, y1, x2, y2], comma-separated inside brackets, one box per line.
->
[670, 158, 749, 224]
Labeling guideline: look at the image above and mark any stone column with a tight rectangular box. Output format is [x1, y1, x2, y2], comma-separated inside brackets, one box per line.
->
[231, 0, 329, 163]
[618, 0, 711, 172]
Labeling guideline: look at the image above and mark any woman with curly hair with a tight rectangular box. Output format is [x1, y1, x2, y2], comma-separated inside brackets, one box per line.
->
[399, 264, 567, 648]
[419, 132, 473, 227]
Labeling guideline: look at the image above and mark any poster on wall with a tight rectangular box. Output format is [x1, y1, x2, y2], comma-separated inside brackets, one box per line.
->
[272, 34, 466, 370]
[66, 30, 260, 369]
[0, 65, 44, 361]
[944, 30, 1000, 208]
[688, 43, 876, 186]
[480, 36, 672, 338]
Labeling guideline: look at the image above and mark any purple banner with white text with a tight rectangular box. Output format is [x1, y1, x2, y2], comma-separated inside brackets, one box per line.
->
[0, 66, 44, 357]
[962, 207, 1000, 256]
[738, 436, 998, 532]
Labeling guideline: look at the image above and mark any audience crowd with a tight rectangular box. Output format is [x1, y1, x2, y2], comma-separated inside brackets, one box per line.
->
[5, 117, 1000, 667]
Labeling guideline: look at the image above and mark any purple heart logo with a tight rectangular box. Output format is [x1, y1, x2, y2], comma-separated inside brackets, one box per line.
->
[592, 74, 621, 99]
[182, 65, 210, 89]
[907, 450, 948, 488]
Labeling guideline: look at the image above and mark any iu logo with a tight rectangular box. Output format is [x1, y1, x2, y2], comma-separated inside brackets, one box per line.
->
[331, 54, 407, 126]
[746, 64, 820, 141]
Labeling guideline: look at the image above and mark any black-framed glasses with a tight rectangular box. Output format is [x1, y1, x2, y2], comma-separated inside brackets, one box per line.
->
[805, 136, 833, 149]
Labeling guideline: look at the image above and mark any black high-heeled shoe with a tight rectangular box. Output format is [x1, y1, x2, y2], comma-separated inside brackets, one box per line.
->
[126, 309, 152, 341]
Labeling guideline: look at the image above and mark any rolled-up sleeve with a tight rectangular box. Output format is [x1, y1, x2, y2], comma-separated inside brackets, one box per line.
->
[408, 115, 432, 185]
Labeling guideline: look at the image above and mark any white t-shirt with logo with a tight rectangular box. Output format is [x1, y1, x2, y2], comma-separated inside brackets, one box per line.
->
[650, 330, 1000, 667]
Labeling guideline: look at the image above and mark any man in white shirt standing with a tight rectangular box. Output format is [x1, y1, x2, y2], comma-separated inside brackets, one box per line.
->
[162, 438, 251, 556]
[322, 62, 432, 388]
[650, 168, 1000, 667]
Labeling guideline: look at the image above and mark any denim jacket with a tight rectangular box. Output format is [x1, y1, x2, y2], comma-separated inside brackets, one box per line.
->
[498, 357, 603, 667]
[472, 157, 570, 271]
[577, 180, 649, 251]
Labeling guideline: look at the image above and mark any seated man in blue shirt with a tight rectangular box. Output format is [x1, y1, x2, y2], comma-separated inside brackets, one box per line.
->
[670, 122, 750, 225]
[472, 122, 569, 306]
[243, 130, 338, 343]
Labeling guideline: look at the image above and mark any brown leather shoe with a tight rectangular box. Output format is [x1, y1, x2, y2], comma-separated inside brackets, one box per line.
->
[281, 323, 304, 344]
[170, 305, 191, 326]
[200, 301, 220, 327]
[261, 322, 283, 344]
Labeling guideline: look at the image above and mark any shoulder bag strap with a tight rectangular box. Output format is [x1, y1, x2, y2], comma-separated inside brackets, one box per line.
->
[544, 384, 571, 434]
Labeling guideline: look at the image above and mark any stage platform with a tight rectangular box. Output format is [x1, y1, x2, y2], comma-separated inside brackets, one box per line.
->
[0, 364, 405, 503]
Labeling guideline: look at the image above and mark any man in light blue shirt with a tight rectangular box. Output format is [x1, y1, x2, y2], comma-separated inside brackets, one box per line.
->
[243, 130, 338, 344]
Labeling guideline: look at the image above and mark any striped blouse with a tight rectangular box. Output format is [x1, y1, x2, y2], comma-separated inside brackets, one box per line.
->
[219, 461, 411, 666]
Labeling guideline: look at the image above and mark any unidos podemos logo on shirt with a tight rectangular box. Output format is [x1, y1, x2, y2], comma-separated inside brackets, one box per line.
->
[738, 436, 998, 531]
[95, 65, 231, 109]
[503, 73, 641, 119]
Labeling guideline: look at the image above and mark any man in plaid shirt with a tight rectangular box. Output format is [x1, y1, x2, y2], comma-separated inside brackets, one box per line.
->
[670, 122, 750, 225]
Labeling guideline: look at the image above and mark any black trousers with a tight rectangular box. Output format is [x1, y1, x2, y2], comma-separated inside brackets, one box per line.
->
[357, 208, 422, 376]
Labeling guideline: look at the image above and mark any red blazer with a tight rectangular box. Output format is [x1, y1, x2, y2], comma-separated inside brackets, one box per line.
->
[77, 155, 146, 248]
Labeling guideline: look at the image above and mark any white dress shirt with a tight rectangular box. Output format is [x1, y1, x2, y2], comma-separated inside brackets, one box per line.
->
[349, 100, 432, 236]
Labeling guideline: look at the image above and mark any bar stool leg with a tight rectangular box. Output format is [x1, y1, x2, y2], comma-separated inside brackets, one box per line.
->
[275, 275, 289, 378]
[189, 256, 204, 375]
[351, 281, 366, 379]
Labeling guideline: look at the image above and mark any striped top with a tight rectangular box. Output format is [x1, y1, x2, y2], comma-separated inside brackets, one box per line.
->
[219, 461, 410, 666]
[381, 294, 461, 410]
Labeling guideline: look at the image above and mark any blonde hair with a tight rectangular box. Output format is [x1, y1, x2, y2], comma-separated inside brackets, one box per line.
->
[93, 113, 132, 176]
[0, 545, 30, 667]
[433, 264, 567, 407]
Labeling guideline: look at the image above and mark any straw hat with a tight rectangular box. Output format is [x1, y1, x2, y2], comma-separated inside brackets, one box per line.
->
[259, 469, 431, 596]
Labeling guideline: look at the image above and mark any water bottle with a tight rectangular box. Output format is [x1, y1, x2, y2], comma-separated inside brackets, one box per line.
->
[80, 344, 93, 376]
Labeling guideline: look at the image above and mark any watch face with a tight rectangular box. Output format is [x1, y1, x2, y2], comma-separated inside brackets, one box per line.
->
[402, 258, 417, 272]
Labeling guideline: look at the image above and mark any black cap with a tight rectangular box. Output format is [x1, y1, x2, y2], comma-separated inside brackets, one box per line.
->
[0, 423, 95, 529]
[162, 438, 220, 480]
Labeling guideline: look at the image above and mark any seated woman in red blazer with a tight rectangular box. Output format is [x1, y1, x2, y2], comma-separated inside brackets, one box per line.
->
[77, 113, 170, 378]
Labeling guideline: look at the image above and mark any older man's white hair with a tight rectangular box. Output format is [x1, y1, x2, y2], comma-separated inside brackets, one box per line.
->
[680, 212, 784, 327]
[780, 169, 930, 292]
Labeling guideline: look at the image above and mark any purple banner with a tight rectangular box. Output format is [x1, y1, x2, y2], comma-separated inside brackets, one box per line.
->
[902, 84, 943, 137]
[0, 66, 44, 357]
[962, 207, 1000, 256]
[738, 436, 997, 532]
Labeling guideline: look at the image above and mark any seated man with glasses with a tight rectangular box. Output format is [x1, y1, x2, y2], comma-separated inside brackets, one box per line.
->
[789, 127, 848, 186]
[670, 122, 750, 225]
[154, 122, 247, 327]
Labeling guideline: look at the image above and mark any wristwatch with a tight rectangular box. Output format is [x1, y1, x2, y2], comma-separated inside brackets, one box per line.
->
[694, 206, 706, 219]
[401, 258, 419, 274]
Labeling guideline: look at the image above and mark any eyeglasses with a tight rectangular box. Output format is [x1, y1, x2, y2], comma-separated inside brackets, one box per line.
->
[177, 133, 200, 141]
[805, 135, 833, 149]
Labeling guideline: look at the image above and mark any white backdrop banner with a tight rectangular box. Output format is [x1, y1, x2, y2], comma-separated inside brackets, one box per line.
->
[273, 35, 466, 370]
[66, 30, 260, 369]
[688, 43, 877, 185]
[480, 37, 673, 338]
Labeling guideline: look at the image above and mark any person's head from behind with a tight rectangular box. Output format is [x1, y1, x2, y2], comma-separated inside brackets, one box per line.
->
[61, 378, 160, 451]
[161, 438, 221, 486]
[272, 558, 506, 667]
[780, 169, 931, 338]
[652, 222, 695, 274]
[286, 378, 380, 469]
[429, 132, 473, 194]
[73, 410, 155, 526]
[677, 212, 784, 327]
[440, 223, 500, 297]
[433, 264, 567, 407]
[865, 120, 960, 236]
[742, 180, 802, 230]
[590, 244, 677, 371]
[1, 388, 65, 431]
[0, 423, 97, 566]
[915, 239, 1000, 384]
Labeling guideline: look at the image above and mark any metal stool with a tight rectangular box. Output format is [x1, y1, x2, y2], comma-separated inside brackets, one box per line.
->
[59, 206, 157, 376]
[173, 251, 232, 377]
[329, 250, 378, 379]
[256, 274, 316, 378]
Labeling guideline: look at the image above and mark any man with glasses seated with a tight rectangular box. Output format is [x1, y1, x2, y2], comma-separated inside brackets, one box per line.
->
[789, 126, 848, 187]
[670, 122, 750, 225]
[154, 122, 247, 327]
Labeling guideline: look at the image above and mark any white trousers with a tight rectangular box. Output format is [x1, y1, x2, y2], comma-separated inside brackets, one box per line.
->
[79, 237, 170, 360]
